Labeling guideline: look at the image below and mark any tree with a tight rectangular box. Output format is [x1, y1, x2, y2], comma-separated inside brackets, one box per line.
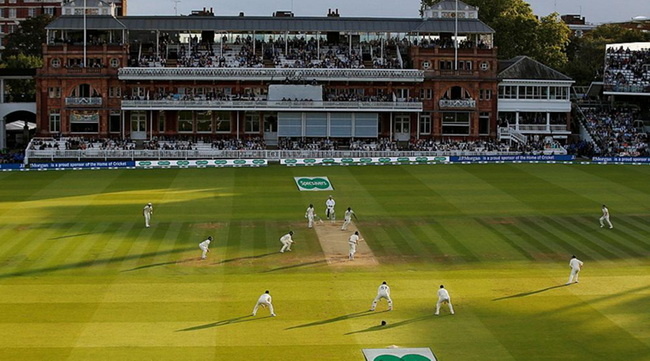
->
[0, 54, 42, 102]
[420, 0, 571, 68]
[3, 14, 53, 58]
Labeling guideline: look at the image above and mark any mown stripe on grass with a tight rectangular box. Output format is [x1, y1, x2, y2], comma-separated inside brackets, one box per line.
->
[518, 217, 584, 258]
[494, 217, 564, 260]
[408, 218, 445, 258]
[2, 222, 68, 276]
[611, 217, 650, 248]
[474, 218, 536, 261]
[573, 215, 649, 257]
[430, 222, 480, 262]
[545, 216, 621, 260]
[562, 215, 643, 259]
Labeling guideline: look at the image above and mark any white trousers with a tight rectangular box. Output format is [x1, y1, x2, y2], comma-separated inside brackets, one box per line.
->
[252, 301, 274, 316]
[307, 215, 314, 228]
[599, 215, 613, 228]
[435, 298, 454, 315]
[568, 268, 580, 283]
[371, 293, 393, 310]
[144, 213, 151, 227]
[349, 243, 357, 260]
[199, 245, 209, 259]
[341, 218, 351, 230]
[327, 208, 335, 221]
[280, 241, 292, 253]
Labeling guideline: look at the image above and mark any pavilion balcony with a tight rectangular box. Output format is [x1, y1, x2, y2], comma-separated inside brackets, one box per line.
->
[118, 67, 425, 83]
[438, 99, 476, 108]
[120, 99, 423, 112]
[65, 97, 103, 106]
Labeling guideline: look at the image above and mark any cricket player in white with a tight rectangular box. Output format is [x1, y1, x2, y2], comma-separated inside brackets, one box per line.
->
[341, 207, 356, 230]
[252, 290, 276, 316]
[370, 281, 393, 311]
[305, 204, 315, 228]
[143, 203, 153, 228]
[279, 231, 294, 253]
[199, 236, 212, 259]
[348, 231, 362, 260]
[599, 205, 613, 229]
[325, 195, 336, 223]
[566, 255, 584, 284]
[435, 285, 454, 315]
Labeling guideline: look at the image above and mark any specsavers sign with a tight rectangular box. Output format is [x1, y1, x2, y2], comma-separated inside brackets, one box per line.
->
[362, 348, 438, 361]
[294, 177, 334, 191]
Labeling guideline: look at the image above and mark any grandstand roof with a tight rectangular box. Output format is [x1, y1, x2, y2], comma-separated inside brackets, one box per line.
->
[498, 56, 572, 81]
[47, 15, 494, 34]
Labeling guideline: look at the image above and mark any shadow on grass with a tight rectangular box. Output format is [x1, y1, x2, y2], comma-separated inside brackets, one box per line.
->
[285, 310, 375, 330]
[345, 314, 436, 335]
[492, 284, 569, 301]
[47, 232, 96, 240]
[0, 247, 196, 279]
[213, 252, 276, 265]
[263, 259, 328, 273]
[121, 258, 196, 272]
[176, 315, 270, 332]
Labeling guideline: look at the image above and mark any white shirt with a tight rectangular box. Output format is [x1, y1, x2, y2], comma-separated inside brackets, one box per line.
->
[280, 233, 293, 244]
[344, 209, 354, 220]
[305, 207, 314, 217]
[438, 288, 450, 300]
[143, 204, 153, 216]
[326, 198, 335, 209]
[602, 207, 610, 217]
[377, 284, 390, 296]
[349, 233, 359, 245]
[569, 258, 583, 270]
[257, 293, 272, 304]
[199, 239, 211, 249]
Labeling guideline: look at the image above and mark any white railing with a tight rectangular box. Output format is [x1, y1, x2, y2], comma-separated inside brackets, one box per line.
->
[498, 127, 528, 145]
[65, 97, 103, 106]
[118, 67, 425, 82]
[439, 99, 476, 108]
[25, 148, 524, 161]
[121, 99, 423, 112]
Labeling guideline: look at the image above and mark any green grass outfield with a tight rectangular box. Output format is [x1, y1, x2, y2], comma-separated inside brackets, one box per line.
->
[0, 164, 648, 361]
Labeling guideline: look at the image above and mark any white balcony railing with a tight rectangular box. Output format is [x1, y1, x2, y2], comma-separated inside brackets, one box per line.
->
[438, 99, 476, 108]
[121, 99, 423, 112]
[118, 67, 425, 82]
[65, 97, 103, 106]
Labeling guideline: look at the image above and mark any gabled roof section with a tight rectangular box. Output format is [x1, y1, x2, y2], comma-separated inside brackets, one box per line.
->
[46, 15, 126, 30]
[498, 56, 571, 81]
[46, 15, 494, 34]
[427, 0, 478, 12]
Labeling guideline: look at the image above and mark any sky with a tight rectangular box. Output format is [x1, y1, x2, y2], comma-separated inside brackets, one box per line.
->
[126, 0, 649, 25]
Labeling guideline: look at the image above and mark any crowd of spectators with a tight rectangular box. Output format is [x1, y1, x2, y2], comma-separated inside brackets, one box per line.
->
[134, 34, 413, 70]
[583, 109, 648, 157]
[604, 46, 650, 93]
[0, 149, 24, 163]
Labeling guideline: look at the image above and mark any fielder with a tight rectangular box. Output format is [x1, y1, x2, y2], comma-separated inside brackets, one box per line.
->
[370, 281, 393, 311]
[325, 195, 336, 223]
[143, 202, 153, 228]
[566, 255, 583, 284]
[252, 290, 276, 316]
[435, 285, 454, 315]
[279, 231, 294, 253]
[305, 204, 315, 228]
[348, 231, 362, 260]
[199, 236, 212, 260]
[341, 207, 358, 230]
[599, 204, 613, 229]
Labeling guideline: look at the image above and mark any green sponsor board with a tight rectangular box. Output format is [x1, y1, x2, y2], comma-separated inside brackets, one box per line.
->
[176, 161, 190, 166]
[138, 161, 152, 166]
[284, 159, 298, 164]
[233, 160, 247, 165]
[294, 176, 334, 191]
[252, 159, 266, 165]
[196, 160, 209, 165]
[363, 348, 437, 361]
[215, 160, 228, 165]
